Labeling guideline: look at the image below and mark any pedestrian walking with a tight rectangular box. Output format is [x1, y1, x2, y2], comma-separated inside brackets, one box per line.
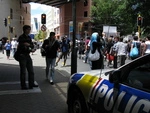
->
[143, 35, 150, 55]
[56, 36, 69, 66]
[105, 37, 114, 67]
[140, 38, 146, 56]
[116, 37, 128, 66]
[90, 32, 104, 70]
[11, 38, 18, 56]
[127, 39, 132, 59]
[4, 40, 11, 59]
[83, 36, 90, 63]
[41, 32, 60, 85]
[112, 36, 119, 68]
[17, 25, 38, 90]
[1, 38, 6, 54]
[130, 36, 141, 60]
[78, 38, 85, 59]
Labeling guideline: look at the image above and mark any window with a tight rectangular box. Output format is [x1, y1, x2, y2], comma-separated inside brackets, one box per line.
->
[126, 62, 150, 91]
[84, 11, 88, 17]
[84, 23, 88, 30]
[26, 7, 27, 13]
[10, 8, 13, 19]
[20, 1, 22, 9]
[84, 0, 88, 6]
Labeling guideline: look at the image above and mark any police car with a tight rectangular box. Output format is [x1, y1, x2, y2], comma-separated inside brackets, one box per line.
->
[67, 54, 150, 113]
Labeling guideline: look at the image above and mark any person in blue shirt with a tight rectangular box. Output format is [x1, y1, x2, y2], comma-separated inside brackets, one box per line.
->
[4, 40, 11, 59]
[56, 36, 69, 66]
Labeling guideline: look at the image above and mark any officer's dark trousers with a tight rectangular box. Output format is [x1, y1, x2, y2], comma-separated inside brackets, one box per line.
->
[19, 54, 34, 88]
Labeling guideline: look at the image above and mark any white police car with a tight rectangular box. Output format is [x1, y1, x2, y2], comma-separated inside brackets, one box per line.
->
[67, 54, 150, 113]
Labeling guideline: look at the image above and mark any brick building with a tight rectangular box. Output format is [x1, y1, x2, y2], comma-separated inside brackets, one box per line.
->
[58, 0, 92, 40]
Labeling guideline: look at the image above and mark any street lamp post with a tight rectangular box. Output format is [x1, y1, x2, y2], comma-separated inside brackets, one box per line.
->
[71, 0, 77, 75]
[137, 14, 143, 38]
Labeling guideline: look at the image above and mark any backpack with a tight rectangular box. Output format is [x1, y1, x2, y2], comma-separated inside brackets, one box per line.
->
[61, 40, 69, 52]
[130, 42, 139, 58]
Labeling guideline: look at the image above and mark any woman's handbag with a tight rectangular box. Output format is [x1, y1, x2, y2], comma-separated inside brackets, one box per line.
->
[107, 54, 114, 61]
[14, 50, 20, 61]
[40, 40, 56, 57]
[130, 42, 139, 58]
[88, 49, 100, 61]
[40, 48, 46, 56]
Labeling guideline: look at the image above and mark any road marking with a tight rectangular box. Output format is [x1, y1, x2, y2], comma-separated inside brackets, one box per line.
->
[0, 81, 41, 95]
[0, 88, 41, 96]
[0, 81, 38, 85]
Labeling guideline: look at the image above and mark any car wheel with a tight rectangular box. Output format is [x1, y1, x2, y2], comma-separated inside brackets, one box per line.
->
[68, 88, 88, 113]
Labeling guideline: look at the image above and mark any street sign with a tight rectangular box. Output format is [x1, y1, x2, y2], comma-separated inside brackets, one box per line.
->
[41, 24, 47, 31]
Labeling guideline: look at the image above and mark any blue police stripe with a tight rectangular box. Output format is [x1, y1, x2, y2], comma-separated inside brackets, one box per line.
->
[71, 73, 84, 84]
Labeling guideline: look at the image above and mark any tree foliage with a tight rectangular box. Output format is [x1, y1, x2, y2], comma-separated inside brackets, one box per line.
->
[91, 0, 150, 36]
[34, 30, 47, 41]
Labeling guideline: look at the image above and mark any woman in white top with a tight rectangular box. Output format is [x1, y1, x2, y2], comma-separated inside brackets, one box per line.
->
[143, 35, 150, 55]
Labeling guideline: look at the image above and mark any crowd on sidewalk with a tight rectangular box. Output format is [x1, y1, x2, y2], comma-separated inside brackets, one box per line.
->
[76, 32, 150, 69]
[1, 25, 150, 90]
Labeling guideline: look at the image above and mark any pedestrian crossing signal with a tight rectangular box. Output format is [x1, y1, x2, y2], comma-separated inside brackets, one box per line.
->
[41, 14, 46, 24]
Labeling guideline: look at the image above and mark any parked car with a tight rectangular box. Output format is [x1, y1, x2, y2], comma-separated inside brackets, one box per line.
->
[67, 54, 150, 113]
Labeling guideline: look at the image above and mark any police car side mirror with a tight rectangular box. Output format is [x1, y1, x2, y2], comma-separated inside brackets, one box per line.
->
[109, 70, 121, 83]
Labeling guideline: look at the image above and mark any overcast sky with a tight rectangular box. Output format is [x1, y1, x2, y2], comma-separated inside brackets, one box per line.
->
[30, 2, 51, 23]
[30, 2, 51, 32]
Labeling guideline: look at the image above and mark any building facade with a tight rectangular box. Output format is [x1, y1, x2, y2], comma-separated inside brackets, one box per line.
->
[46, 7, 60, 39]
[59, 0, 92, 40]
[0, 0, 31, 40]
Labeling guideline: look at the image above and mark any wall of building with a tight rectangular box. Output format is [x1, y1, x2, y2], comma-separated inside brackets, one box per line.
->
[46, 7, 60, 39]
[0, 0, 31, 40]
[59, 0, 92, 39]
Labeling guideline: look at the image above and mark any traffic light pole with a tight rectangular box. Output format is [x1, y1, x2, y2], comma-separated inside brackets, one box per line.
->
[137, 14, 142, 38]
[138, 25, 141, 38]
[71, 0, 77, 75]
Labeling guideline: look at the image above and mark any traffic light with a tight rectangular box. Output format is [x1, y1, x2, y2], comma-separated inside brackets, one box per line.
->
[41, 14, 46, 24]
[4, 18, 7, 27]
[137, 16, 142, 26]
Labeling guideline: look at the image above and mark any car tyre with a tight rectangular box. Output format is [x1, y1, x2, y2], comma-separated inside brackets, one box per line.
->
[68, 88, 88, 113]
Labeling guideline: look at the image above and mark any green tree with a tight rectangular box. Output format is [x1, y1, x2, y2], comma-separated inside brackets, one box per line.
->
[91, 0, 150, 36]
[34, 30, 47, 41]
[127, 0, 150, 35]
[91, 0, 117, 33]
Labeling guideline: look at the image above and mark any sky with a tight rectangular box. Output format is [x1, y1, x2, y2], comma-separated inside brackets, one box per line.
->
[30, 2, 51, 31]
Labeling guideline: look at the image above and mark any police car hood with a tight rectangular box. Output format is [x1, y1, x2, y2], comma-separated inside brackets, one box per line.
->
[75, 69, 114, 80]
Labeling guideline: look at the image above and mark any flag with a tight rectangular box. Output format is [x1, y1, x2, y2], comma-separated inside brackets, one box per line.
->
[34, 18, 38, 31]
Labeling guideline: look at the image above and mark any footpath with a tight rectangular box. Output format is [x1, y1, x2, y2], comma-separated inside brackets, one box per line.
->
[0, 49, 69, 113]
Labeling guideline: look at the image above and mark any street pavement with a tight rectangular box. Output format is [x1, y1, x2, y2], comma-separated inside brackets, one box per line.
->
[0, 49, 131, 113]
[0, 49, 70, 113]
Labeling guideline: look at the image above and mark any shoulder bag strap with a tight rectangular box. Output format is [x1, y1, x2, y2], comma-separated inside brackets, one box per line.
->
[49, 40, 56, 49]
[134, 42, 137, 47]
